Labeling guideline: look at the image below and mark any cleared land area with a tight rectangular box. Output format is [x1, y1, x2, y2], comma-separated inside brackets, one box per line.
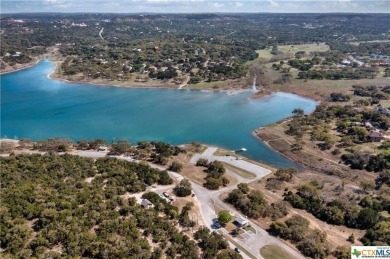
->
[260, 245, 296, 259]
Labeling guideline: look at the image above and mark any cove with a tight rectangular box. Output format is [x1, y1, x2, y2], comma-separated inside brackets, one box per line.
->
[1, 60, 317, 168]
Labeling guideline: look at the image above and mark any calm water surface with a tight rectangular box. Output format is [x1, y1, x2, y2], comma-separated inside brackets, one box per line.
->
[1, 60, 317, 167]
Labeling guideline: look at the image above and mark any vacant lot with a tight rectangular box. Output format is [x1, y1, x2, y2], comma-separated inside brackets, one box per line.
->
[260, 245, 297, 259]
[255, 43, 330, 61]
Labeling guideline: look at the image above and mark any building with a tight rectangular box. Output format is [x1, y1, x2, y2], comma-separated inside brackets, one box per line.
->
[369, 131, 384, 142]
[234, 216, 249, 227]
[376, 105, 390, 115]
[141, 199, 154, 209]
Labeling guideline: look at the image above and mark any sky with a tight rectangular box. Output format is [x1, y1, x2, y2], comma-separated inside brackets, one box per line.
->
[1, 0, 389, 14]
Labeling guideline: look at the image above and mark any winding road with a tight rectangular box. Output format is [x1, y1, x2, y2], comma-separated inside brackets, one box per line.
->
[3, 145, 304, 259]
[99, 28, 104, 40]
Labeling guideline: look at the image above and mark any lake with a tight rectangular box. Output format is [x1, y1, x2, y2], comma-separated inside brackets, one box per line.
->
[1, 60, 317, 167]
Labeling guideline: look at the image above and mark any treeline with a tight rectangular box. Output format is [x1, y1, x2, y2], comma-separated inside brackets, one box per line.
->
[297, 67, 378, 80]
[285, 97, 390, 170]
[269, 215, 330, 258]
[283, 181, 390, 246]
[0, 154, 239, 258]
[196, 159, 229, 190]
[226, 183, 289, 220]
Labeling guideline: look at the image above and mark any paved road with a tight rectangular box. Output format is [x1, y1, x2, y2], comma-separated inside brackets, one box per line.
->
[99, 28, 104, 40]
[190, 147, 271, 180]
[187, 147, 303, 259]
[3, 147, 303, 259]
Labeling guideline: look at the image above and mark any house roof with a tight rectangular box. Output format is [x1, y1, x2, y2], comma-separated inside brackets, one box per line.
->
[141, 199, 153, 206]
[235, 216, 248, 225]
[369, 132, 383, 138]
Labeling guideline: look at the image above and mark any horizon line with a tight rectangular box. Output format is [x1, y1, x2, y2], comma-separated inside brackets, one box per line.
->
[2, 11, 389, 14]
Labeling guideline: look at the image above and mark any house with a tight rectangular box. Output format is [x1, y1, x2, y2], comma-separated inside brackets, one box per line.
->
[376, 105, 390, 115]
[141, 199, 154, 209]
[234, 216, 249, 227]
[369, 131, 384, 142]
[364, 122, 374, 129]
[340, 59, 351, 65]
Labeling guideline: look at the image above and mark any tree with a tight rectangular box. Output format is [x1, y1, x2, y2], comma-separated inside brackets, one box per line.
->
[292, 108, 304, 117]
[110, 140, 131, 155]
[222, 177, 230, 187]
[196, 158, 209, 167]
[347, 234, 355, 244]
[169, 161, 183, 172]
[237, 183, 250, 194]
[333, 246, 351, 259]
[157, 170, 173, 185]
[357, 208, 379, 229]
[88, 138, 107, 149]
[275, 168, 297, 182]
[207, 161, 225, 174]
[204, 178, 221, 190]
[218, 211, 232, 226]
[174, 179, 192, 197]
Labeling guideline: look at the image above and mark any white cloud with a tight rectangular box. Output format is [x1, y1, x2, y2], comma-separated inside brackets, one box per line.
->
[267, 0, 280, 7]
[235, 2, 243, 7]
[145, 0, 203, 3]
[209, 2, 224, 8]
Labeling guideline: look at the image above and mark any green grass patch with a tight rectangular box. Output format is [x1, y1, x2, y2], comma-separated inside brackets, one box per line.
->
[221, 162, 256, 179]
[253, 43, 329, 63]
[188, 80, 225, 89]
[277, 43, 330, 54]
[260, 245, 295, 259]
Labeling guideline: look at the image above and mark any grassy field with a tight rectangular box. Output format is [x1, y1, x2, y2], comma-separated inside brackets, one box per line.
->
[278, 43, 330, 54]
[187, 80, 226, 90]
[260, 245, 296, 259]
[221, 162, 256, 179]
[255, 43, 330, 61]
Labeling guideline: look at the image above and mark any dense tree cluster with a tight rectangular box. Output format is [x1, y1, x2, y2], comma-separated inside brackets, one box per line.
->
[284, 180, 389, 231]
[174, 179, 192, 197]
[196, 160, 229, 190]
[341, 153, 390, 172]
[269, 215, 330, 259]
[226, 188, 289, 220]
[194, 227, 239, 258]
[297, 67, 379, 80]
[285, 97, 390, 169]
[2, 13, 388, 84]
[1, 154, 239, 258]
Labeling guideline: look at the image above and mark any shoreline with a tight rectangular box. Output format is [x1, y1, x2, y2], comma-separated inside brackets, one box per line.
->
[1, 57, 320, 172]
[0, 57, 43, 75]
[4, 57, 320, 101]
[252, 121, 376, 182]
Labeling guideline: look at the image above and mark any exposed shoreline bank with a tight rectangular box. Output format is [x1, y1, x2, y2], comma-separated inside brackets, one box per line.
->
[3, 57, 321, 102]
[0, 57, 43, 75]
[2, 58, 319, 171]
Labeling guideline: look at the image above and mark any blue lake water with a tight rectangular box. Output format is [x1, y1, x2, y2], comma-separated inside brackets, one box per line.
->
[1, 60, 317, 167]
